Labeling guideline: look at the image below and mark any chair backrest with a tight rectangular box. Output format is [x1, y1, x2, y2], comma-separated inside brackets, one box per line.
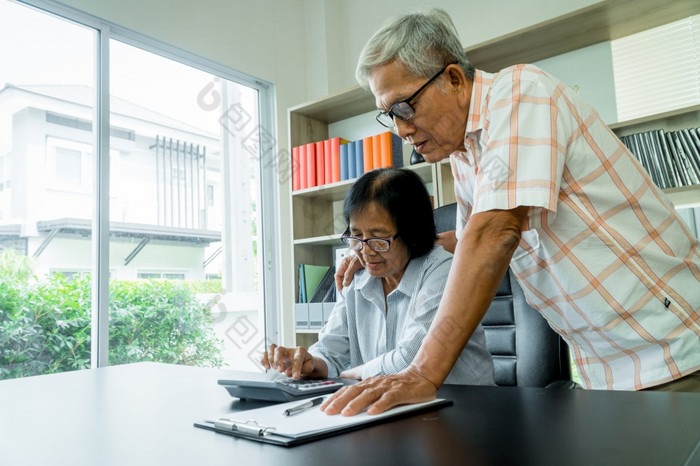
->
[433, 203, 571, 387]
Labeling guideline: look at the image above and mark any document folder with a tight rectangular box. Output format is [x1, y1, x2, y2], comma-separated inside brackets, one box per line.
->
[194, 397, 452, 447]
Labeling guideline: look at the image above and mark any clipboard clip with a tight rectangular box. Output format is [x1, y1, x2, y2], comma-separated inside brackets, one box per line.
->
[213, 418, 275, 437]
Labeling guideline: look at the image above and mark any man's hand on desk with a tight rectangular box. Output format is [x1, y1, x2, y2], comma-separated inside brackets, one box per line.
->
[321, 365, 438, 416]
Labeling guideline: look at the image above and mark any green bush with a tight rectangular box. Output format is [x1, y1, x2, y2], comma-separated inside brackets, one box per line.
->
[0, 273, 224, 380]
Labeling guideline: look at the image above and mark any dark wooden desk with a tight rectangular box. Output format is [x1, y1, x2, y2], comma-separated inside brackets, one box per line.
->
[0, 363, 698, 465]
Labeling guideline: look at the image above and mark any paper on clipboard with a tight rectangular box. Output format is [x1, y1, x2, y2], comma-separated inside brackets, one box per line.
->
[194, 396, 452, 446]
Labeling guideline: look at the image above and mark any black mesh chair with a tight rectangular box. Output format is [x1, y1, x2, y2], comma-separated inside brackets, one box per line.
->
[434, 203, 575, 388]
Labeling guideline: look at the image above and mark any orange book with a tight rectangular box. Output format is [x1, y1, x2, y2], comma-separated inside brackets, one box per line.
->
[323, 139, 333, 185]
[292, 146, 301, 191]
[315, 141, 325, 186]
[299, 144, 307, 189]
[379, 132, 392, 168]
[331, 138, 341, 183]
[372, 134, 382, 168]
[362, 136, 373, 173]
[380, 131, 404, 168]
[306, 142, 317, 188]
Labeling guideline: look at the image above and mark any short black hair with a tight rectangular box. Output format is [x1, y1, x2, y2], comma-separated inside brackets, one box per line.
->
[343, 168, 437, 258]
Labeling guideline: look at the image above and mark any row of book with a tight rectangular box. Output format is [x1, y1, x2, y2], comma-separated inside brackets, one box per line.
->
[291, 131, 404, 191]
[620, 127, 700, 189]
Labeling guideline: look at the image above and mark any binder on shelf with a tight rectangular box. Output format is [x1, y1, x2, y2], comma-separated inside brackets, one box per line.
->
[331, 137, 346, 183]
[298, 264, 331, 304]
[340, 143, 349, 181]
[299, 144, 308, 190]
[194, 397, 452, 447]
[354, 140, 364, 177]
[308, 266, 335, 303]
[379, 131, 404, 168]
[363, 136, 373, 174]
[324, 139, 333, 186]
[305, 143, 317, 188]
[372, 133, 382, 169]
[315, 141, 325, 187]
[291, 146, 301, 191]
[347, 141, 357, 179]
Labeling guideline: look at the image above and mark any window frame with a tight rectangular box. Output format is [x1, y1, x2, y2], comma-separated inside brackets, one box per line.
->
[19, 0, 281, 368]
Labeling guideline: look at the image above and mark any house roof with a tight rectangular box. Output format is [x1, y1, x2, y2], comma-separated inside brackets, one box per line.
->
[0, 83, 218, 138]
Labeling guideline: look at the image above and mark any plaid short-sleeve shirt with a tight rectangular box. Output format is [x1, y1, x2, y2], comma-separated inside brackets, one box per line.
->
[451, 65, 700, 390]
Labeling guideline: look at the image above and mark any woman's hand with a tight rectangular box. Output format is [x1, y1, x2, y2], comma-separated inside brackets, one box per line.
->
[261, 343, 316, 378]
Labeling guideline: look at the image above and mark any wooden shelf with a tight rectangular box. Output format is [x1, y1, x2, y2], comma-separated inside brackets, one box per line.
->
[663, 185, 700, 209]
[466, 0, 700, 72]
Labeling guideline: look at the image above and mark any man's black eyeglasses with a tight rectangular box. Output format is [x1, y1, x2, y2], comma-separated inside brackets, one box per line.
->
[375, 63, 454, 128]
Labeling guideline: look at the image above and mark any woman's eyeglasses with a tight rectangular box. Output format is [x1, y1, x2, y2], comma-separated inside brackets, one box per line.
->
[341, 233, 399, 253]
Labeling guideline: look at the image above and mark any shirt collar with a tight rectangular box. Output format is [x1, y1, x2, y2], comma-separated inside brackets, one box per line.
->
[356, 250, 427, 300]
[465, 69, 494, 134]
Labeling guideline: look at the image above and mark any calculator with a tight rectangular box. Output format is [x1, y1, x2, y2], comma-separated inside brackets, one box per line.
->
[218, 371, 348, 402]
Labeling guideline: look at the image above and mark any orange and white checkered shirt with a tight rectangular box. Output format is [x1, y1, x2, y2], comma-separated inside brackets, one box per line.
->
[451, 65, 700, 390]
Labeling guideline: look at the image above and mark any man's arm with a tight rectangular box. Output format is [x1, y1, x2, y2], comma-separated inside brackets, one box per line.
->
[322, 206, 529, 416]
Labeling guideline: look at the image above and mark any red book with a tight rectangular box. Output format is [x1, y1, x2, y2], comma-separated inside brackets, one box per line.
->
[372, 134, 382, 168]
[331, 138, 341, 183]
[299, 144, 307, 189]
[292, 146, 301, 191]
[306, 142, 316, 188]
[363, 136, 373, 173]
[315, 141, 325, 186]
[324, 139, 333, 185]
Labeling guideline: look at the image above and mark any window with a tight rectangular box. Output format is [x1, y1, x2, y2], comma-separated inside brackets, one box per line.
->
[612, 14, 700, 122]
[137, 271, 187, 280]
[0, 0, 279, 380]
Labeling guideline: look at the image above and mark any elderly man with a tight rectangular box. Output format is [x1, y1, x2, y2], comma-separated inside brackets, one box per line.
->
[323, 8, 700, 416]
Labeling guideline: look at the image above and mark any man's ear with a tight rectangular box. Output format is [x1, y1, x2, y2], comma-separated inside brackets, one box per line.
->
[445, 64, 471, 107]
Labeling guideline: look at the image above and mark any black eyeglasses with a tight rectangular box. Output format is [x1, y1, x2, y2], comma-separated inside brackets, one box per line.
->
[341, 233, 399, 253]
[376, 63, 454, 128]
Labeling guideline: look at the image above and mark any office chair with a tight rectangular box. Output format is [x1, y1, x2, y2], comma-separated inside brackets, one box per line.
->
[434, 203, 575, 388]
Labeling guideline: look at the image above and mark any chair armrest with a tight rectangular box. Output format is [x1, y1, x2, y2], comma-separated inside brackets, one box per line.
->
[545, 380, 580, 389]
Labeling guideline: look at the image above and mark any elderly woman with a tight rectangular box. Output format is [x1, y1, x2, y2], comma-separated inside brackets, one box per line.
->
[262, 168, 494, 385]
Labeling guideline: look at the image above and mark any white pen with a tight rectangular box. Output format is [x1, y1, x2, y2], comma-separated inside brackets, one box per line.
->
[282, 397, 324, 416]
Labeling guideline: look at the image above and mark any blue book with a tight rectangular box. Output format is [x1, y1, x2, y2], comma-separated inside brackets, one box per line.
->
[354, 140, 364, 177]
[348, 141, 356, 179]
[340, 143, 349, 181]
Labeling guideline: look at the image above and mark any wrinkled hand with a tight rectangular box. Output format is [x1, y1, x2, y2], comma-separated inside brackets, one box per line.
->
[261, 343, 314, 378]
[321, 366, 438, 416]
[334, 254, 364, 290]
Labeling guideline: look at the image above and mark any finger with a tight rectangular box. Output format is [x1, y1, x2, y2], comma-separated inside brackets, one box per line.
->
[343, 256, 364, 287]
[266, 344, 278, 369]
[321, 381, 381, 416]
[292, 348, 309, 378]
[261, 350, 270, 369]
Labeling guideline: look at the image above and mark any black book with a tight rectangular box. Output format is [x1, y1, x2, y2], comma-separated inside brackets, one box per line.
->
[678, 129, 700, 183]
[666, 132, 691, 186]
[642, 131, 669, 188]
[656, 129, 680, 188]
[673, 130, 700, 185]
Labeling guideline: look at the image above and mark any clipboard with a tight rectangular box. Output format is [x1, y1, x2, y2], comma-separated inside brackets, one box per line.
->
[194, 397, 452, 447]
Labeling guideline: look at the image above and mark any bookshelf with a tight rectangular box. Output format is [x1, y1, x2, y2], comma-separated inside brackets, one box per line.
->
[287, 1, 700, 344]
